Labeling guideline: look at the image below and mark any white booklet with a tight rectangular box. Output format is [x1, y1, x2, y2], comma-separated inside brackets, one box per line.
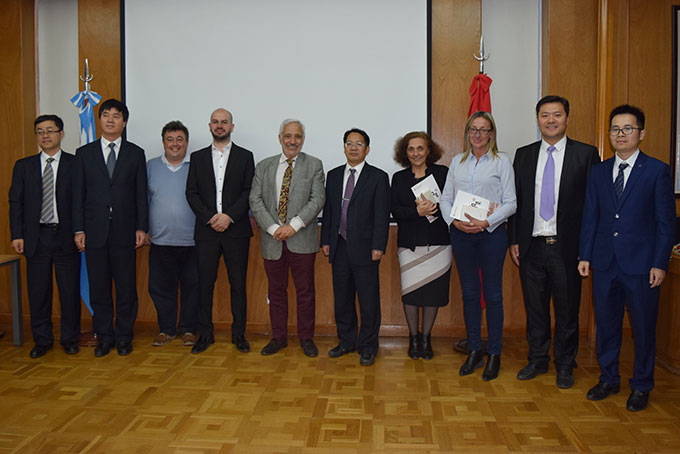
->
[411, 174, 441, 223]
[451, 189, 492, 222]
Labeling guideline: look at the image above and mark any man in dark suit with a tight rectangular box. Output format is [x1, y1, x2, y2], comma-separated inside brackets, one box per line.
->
[321, 128, 390, 366]
[578, 104, 676, 411]
[185, 108, 255, 354]
[72, 99, 148, 357]
[508, 95, 600, 389]
[249, 119, 325, 357]
[9, 114, 81, 358]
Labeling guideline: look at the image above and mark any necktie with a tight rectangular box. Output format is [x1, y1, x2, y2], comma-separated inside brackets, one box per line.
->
[614, 162, 629, 199]
[277, 158, 294, 224]
[40, 157, 55, 223]
[106, 142, 116, 177]
[539, 145, 556, 221]
[339, 168, 356, 240]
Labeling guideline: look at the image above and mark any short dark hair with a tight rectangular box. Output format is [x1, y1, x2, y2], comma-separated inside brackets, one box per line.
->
[536, 95, 570, 117]
[343, 128, 370, 146]
[609, 104, 645, 129]
[161, 120, 189, 140]
[34, 114, 64, 131]
[98, 98, 129, 121]
[393, 131, 443, 168]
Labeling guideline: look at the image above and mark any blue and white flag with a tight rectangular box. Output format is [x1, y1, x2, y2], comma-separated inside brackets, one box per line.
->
[71, 89, 102, 316]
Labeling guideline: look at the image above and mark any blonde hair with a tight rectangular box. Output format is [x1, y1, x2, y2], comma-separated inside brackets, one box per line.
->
[459, 111, 500, 163]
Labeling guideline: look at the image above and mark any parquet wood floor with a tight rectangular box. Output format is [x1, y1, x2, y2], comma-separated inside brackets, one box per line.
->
[1, 333, 679, 453]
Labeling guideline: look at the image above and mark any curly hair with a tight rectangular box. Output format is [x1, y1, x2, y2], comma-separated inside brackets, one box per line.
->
[393, 131, 444, 168]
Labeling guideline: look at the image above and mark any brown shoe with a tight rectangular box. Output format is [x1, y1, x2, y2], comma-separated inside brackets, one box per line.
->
[182, 332, 198, 346]
[152, 333, 175, 346]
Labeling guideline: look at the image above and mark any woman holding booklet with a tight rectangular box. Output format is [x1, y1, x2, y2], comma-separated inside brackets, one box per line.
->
[391, 132, 451, 360]
[440, 111, 517, 381]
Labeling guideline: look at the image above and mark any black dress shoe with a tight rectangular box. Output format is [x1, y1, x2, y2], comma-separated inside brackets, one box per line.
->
[421, 334, 434, 360]
[117, 341, 133, 356]
[482, 354, 501, 381]
[459, 350, 485, 376]
[556, 369, 574, 389]
[407, 333, 421, 360]
[261, 338, 287, 355]
[516, 363, 549, 381]
[586, 381, 620, 401]
[359, 351, 376, 366]
[626, 389, 650, 412]
[300, 339, 318, 357]
[62, 342, 79, 355]
[191, 335, 215, 354]
[29, 344, 52, 359]
[328, 344, 355, 358]
[231, 335, 250, 353]
[94, 342, 112, 357]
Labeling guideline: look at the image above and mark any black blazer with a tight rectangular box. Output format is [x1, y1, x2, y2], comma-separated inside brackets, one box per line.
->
[185, 143, 254, 240]
[320, 162, 390, 265]
[72, 139, 149, 248]
[9, 152, 78, 258]
[508, 137, 600, 263]
[391, 164, 450, 250]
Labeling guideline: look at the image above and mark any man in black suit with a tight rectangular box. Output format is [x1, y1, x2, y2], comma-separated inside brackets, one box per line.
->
[508, 95, 600, 388]
[320, 128, 390, 366]
[9, 114, 81, 358]
[72, 99, 148, 357]
[185, 108, 255, 354]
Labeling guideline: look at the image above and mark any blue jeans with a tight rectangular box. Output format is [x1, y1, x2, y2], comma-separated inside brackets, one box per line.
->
[451, 226, 507, 354]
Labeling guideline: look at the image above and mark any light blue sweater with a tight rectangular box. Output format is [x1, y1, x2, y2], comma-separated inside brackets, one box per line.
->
[147, 156, 195, 246]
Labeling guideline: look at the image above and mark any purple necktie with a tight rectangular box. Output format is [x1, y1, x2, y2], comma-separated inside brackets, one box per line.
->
[339, 168, 356, 240]
[539, 145, 556, 221]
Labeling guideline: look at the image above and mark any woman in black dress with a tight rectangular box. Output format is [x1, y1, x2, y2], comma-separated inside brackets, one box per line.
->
[391, 132, 451, 359]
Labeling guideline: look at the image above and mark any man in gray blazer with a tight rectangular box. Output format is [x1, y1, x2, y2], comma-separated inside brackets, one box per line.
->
[249, 119, 325, 357]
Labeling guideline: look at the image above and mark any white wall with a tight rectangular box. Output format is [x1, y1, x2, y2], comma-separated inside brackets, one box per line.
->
[37, 0, 80, 154]
[482, 0, 541, 160]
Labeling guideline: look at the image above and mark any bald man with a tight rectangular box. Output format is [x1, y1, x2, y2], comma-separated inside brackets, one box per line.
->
[185, 108, 255, 354]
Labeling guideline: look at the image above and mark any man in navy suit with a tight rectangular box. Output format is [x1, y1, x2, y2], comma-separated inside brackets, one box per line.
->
[9, 114, 81, 358]
[578, 104, 676, 411]
[321, 128, 390, 366]
[185, 108, 255, 354]
[72, 99, 148, 357]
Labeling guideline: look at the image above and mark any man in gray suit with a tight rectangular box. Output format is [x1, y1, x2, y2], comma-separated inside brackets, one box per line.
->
[249, 119, 325, 357]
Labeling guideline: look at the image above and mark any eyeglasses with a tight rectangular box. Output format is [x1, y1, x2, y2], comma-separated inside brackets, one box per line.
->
[468, 128, 492, 136]
[35, 129, 61, 136]
[608, 126, 642, 136]
[344, 141, 365, 148]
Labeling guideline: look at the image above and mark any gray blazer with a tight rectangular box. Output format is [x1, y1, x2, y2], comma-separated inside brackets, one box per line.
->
[249, 151, 325, 260]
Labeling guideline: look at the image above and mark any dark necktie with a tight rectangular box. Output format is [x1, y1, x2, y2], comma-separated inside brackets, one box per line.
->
[277, 158, 294, 224]
[339, 168, 356, 240]
[40, 157, 55, 223]
[539, 145, 556, 221]
[106, 142, 116, 177]
[614, 162, 629, 199]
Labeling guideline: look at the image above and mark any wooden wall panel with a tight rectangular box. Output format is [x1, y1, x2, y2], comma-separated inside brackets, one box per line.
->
[0, 0, 35, 318]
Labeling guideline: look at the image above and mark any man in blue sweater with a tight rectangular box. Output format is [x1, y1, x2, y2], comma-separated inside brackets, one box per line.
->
[146, 121, 199, 347]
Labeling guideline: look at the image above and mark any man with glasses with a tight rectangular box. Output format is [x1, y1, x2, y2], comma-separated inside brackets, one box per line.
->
[578, 104, 675, 411]
[9, 114, 81, 358]
[321, 128, 390, 366]
[508, 95, 600, 389]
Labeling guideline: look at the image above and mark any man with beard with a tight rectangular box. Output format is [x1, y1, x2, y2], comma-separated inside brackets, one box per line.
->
[185, 108, 255, 354]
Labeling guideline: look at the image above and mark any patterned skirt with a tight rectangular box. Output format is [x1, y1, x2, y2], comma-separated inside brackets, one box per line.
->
[398, 245, 452, 307]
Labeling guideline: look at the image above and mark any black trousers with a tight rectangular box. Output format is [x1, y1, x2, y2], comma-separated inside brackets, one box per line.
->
[196, 236, 250, 338]
[26, 227, 81, 346]
[519, 237, 582, 371]
[148, 244, 199, 336]
[85, 241, 138, 345]
[331, 237, 381, 355]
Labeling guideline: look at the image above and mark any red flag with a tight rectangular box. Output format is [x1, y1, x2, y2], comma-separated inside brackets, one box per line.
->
[468, 73, 493, 117]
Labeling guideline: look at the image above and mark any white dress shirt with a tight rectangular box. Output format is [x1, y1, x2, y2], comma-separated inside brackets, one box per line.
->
[101, 136, 122, 161]
[161, 153, 190, 172]
[532, 136, 567, 236]
[212, 141, 232, 214]
[613, 149, 640, 190]
[40, 150, 61, 223]
[266, 153, 305, 236]
[342, 160, 366, 194]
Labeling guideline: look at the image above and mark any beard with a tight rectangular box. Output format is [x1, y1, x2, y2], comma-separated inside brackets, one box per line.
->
[211, 129, 231, 142]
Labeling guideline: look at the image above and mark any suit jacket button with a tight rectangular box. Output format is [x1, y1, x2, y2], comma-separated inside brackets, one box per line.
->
[615, 214, 619, 219]
[613, 232, 619, 237]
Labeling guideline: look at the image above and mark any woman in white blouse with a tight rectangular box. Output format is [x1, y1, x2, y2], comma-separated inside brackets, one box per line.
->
[440, 111, 517, 381]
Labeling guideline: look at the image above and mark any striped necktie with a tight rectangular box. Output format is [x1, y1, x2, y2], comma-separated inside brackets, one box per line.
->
[40, 157, 55, 223]
[614, 162, 629, 199]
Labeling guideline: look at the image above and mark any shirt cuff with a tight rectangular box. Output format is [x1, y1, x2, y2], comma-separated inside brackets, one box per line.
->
[266, 224, 279, 236]
[289, 216, 305, 232]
